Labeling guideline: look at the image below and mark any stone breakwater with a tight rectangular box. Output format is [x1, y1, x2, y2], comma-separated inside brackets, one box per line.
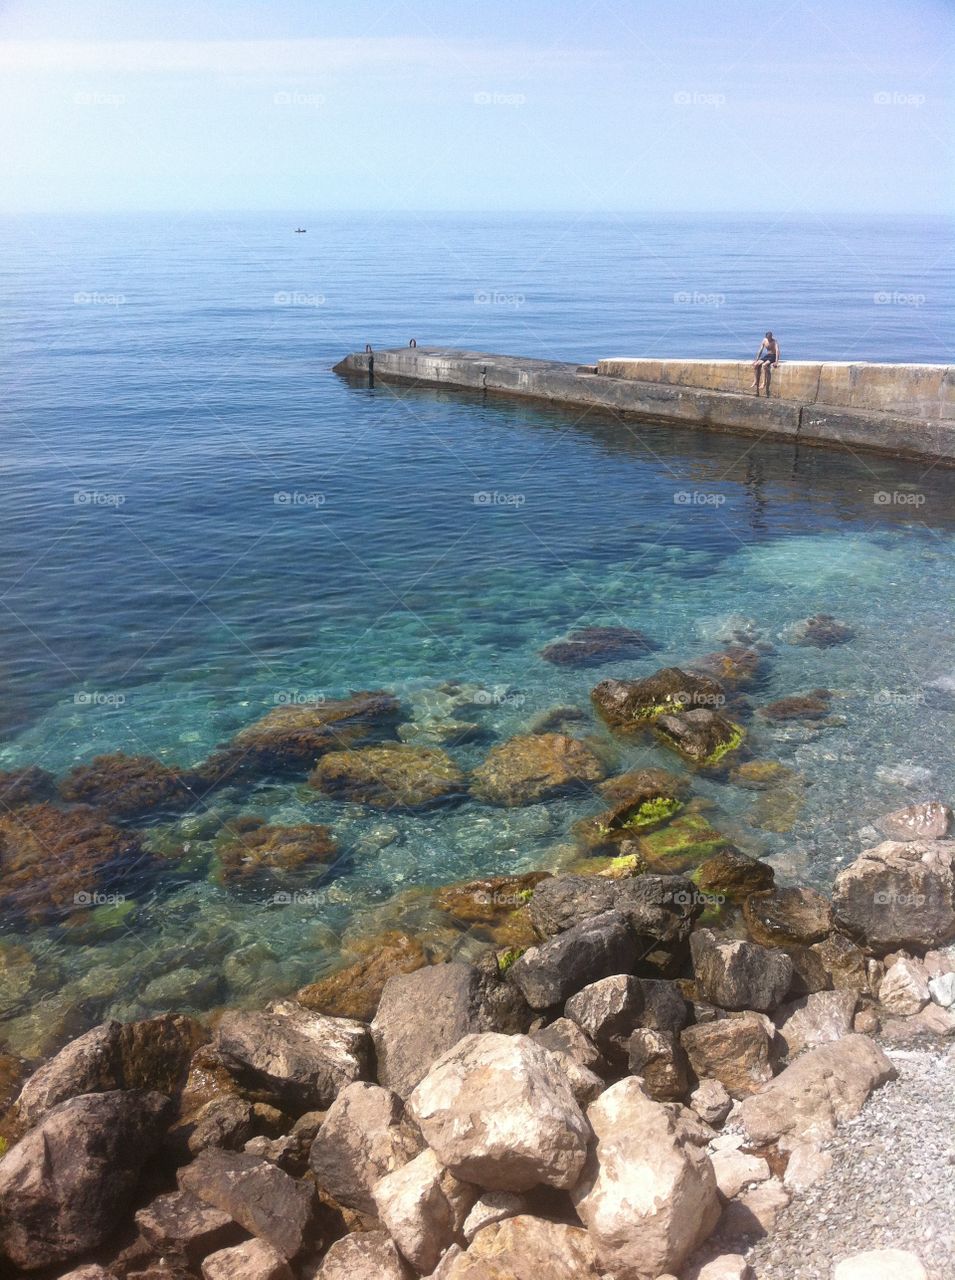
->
[333, 349, 955, 464]
[0, 808, 953, 1279]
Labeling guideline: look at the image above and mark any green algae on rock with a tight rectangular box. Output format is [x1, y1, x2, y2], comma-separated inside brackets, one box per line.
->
[653, 708, 745, 768]
[591, 667, 726, 732]
[637, 812, 733, 873]
[691, 849, 775, 902]
[309, 743, 466, 809]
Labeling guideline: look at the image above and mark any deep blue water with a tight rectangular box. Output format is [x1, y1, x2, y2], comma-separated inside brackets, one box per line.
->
[0, 213, 953, 1057]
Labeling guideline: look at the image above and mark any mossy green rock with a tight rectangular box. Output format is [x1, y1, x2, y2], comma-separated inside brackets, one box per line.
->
[639, 813, 731, 871]
[692, 849, 775, 901]
[591, 667, 726, 731]
[653, 709, 745, 768]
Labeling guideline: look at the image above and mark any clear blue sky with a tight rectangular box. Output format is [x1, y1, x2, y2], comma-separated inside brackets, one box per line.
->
[1, 0, 952, 213]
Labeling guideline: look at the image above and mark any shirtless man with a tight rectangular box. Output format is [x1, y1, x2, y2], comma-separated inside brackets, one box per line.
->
[752, 331, 779, 395]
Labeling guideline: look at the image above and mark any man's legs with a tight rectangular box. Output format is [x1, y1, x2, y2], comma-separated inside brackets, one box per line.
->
[752, 362, 762, 392]
[763, 363, 773, 396]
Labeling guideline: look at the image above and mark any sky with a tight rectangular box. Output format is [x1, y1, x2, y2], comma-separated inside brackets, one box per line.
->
[0, 0, 952, 214]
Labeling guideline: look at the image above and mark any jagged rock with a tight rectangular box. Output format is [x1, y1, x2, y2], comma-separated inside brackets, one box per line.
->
[316, 1230, 413, 1279]
[441, 1215, 603, 1279]
[741, 886, 832, 947]
[507, 911, 636, 1009]
[0, 1089, 171, 1269]
[461, 1191, 526, 1243]
[528, 872, 699, 943]
[710, 1148, 771, 1199]
[371, 962, 530, 1098]
[297, 931, 429, 1021]
[653, 709, 744, 768]
[135, 1190, 244, 1263]
[690, 929, 793, 1012]
[832, 1248, 928, 1280]
[812, 931, 869, 990]
[831, 838, 955, 953]
[681, 1014, 775, 1099]
[774, 989, 858, 1057]
[309, 1081, 422, 1215]
[571, 1077, 720, 1279]
[627, 1028, 690, 1101]
[692, 849, 774, 901]
[179, 1148, 314, 1260]
[373, 1147, 476, 1274]
[877, 801, 952, 842]
[878, 956, 930, 1014]
[172, 1095, 256, 1155]
[201, 1239, 295, 1280]
[563, 974, 687, 1068]
[470, 733, 607, 807]
[215, 817, 337, 888]
[15, 1021, 120, 1128]
[58, 753, 199, 817]
[407, 1033, 590, 1192]
[310, 744, 465, 809]
[530, 1017, 607, 1075]
[0, 802, 148, 922]
[204, 690, 402, 780]
[785, 944, 833, 996]
[690, 1078, 733, 1126]
[782, 614, 855, 647]
[929, 971, 955, 1007]
[540, 625, 658, 667]
[213, 1003, 370, 1109]
[592, 667, 726, 731]
[739, 1034, 896, 1149]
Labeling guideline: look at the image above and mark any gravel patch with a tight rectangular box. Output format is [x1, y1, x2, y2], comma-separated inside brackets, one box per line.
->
[742, 1042, 955, 1280]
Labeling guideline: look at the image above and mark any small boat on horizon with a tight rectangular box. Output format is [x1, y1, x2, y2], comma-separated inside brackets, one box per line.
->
[294, 227, 307, 233]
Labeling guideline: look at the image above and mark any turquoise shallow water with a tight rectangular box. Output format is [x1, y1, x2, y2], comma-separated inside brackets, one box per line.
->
[0, 212, 953, 1056]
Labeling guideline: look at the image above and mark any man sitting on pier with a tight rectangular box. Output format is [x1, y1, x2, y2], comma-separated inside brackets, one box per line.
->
[752, 331, 779, 395]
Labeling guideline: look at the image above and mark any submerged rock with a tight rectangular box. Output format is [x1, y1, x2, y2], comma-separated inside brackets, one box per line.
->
[782, 614, 855, 647]
[540, 625, 658, 668]
[592, 667, 726, 732]
[653, 708, 745, 769]
[741, 886, 832, 947]
[759, 690, 831, 722]
[0, 766, 54, 811]
[214, 816, 337, 888]
[297, 930, 429, 1021]
[470, 733, 607, 807]
[831, 838, 955, 953]
[876, 801, 953, 842]
[576, 767, 690, 851]
[0, 802, 149, 922]
[688, 645, 763, 691]
[309, 743, 466, 809]
[58, 752, 199, 817]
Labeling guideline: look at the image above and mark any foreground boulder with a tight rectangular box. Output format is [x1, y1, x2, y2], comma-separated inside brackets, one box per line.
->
[528, 872, 699, 944]
[831, 839, 955, 953]
[407, 1033, 590, 1191]
[572, 1077, 720, 1279]
[690, 929, 793, 1012]
[317, 1230, 413, 1279]
[591, 667, 725, 731]
[739, 1034, 896, 1149]
[213, 1002, 370, 1108]
[135, 1189, 245, 1264]
[309, 1081, 422, 1215]
[202, 1239, 294, 1280]
[179, 1148, 314, 1259]
[470, 733, 607, 807]
[507, 911, 636, 1009]
[442, 1215, 603, 1279]
[372, 1147, 476, 1274]
[681, 1013, 775, 1098]
[371, 962, 530, 1098]
[310, 744, 466, 809]
[773, 989, 858, 1057]
[0, 1089, 171, 1270]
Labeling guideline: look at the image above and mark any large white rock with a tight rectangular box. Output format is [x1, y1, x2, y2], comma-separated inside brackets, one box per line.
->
[372, 1148, 475, 1275]
[878, 956, 930, 1015]
[832, 1248, 928, 1280]
[571, 1077, 720, 1279]
[317, 1230, 413, 1279]
[709, 1148, 770, 1199]
[440, 1215, 602, 1279]
[406, 1033, 590, 1191]
[201, 1238, 294, 1280]
[774, 989, 858, 1057]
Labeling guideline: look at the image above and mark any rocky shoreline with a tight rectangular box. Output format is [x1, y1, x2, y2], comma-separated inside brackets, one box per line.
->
[0, 640, 954, 1279]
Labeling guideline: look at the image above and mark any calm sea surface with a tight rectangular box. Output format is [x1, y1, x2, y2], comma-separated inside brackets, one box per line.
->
[1, 213, 953, 1055]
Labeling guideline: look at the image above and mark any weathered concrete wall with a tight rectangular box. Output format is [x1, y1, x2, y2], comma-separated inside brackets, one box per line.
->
[333, 348, 955, 464]
[596, 359, 955, 421]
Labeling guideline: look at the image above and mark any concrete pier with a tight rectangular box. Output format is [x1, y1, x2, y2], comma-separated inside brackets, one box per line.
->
[333, 348, 955, 464]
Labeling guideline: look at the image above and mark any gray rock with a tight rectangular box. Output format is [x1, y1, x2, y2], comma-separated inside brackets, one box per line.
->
[0, 1089, 171, 1270]
[135, 1189, 244, 1263]
[530, 1017, 606, 1074]
[179, 1148, 314, 1259]
[372, 1147, 475, 1274]
[627, 1027, 690, 1101]
[214, 1002, 370, 1109]
[831, 839, 955, 953]
[876, 802, 952, 842]
[201, 1239, 294, 1280]
[690, 1078, 733, 1126]
[690, 929, 794, 1012]
[371, 962, 530, 1099]
[462, 1191, 526, 1243]
[508, 911, 636, 1009]
[564, 974, 643, 1067]
[309, 1081, 423, 1215]
[317, 1230, 413, 1279]
[528, 873, 699, 943]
